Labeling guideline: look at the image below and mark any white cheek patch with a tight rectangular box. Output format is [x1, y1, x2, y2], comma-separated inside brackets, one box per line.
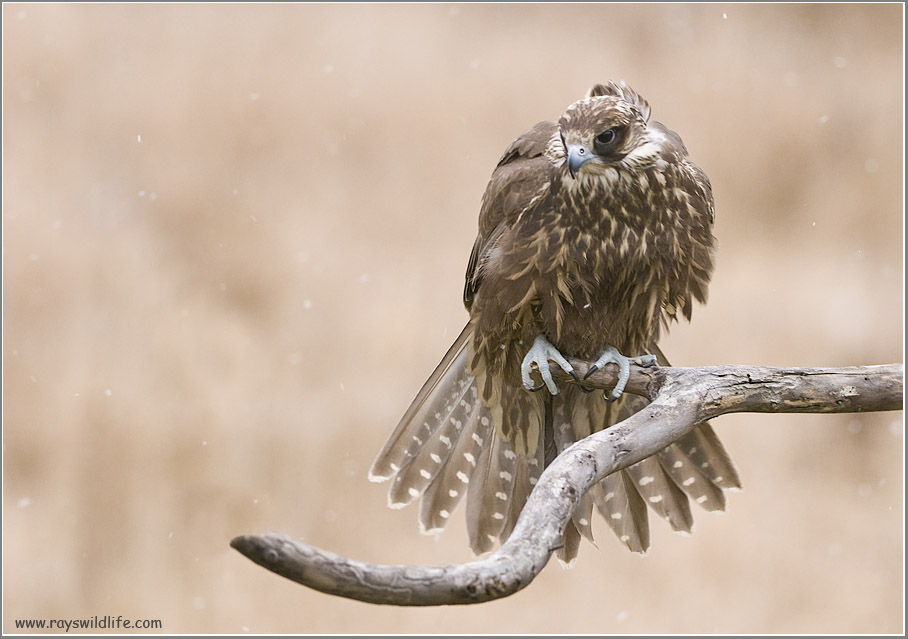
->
[621, 127, 667, 167]
[621, 141, 661, 166]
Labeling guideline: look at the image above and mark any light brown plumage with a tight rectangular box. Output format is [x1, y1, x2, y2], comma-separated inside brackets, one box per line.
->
[370, 82, 740, 562]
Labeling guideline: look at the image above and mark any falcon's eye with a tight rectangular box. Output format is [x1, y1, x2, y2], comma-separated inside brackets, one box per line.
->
[593, 127, 620, 155]
[597, 129, 616, 144]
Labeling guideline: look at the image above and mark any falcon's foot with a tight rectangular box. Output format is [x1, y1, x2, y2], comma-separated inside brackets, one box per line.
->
[584, 346, 657, 402]
[521, 335, 580, 395]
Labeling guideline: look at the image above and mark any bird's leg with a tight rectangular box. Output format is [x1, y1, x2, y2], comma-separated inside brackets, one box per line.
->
[520, 335, 580, 395]
[583, 346, 657, 402]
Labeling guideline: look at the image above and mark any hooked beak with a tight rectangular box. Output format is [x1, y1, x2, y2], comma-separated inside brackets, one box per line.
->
[567, 144, 594, 178]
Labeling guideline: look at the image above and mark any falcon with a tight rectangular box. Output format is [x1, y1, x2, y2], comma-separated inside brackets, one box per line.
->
[369, 82, 740, 563]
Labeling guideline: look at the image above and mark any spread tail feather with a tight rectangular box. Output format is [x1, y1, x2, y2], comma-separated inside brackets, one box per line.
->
[544, 342, 741, 556]
[369, 324, 474, 483]
[593, 472, 650, 553]
[419, 405, 493, 533]
[372, 331, 741, 559]
[466, 429, 518, 553]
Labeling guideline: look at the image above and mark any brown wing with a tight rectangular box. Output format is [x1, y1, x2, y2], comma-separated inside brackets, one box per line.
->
[649, 118, 715, 226]
[463, 120, 559, 309]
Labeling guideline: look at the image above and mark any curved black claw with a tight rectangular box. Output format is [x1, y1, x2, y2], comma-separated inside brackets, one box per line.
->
[565, 369, 594, 392]
[528, 383, 547, 393]
[582, 364, 600, 380]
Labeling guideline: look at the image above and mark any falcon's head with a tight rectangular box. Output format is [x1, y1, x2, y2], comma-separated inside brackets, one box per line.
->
[552, 81, 685, 185]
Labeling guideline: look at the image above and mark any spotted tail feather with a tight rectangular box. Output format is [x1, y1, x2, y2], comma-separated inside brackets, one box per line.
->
[650, 344, 741, 513]
[372, 323, 534, 555]
[465, 428, 519, 554]
[553, 396, 596, 559]
[619, 394, 694, 534]
[674, 423, 742, 491]
[419, 405, 493, 533]
[387, 374, 480, 508]
[594, 471, 651, 553]
[548, 343, 741, 556]
[369, 324, 474, 483]
[498, 425, 544, 545]
[372, 330, 741, 560]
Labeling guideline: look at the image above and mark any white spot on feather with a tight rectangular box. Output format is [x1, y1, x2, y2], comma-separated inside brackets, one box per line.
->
[495, 491, 508, 501]
[682, 477, 696, 487]
[639, 476, 655, 486]
[419, 469, 431, 479]
[696, 495, 708, 504]
[448, 489, 458, 498]
[439, 509, 450, 519]
[456, 471, 469, 484]
[408, 487, 420, 498]
[648, 495, 663, 503]
[499, 471, 513, 482]
[610, 512, 623, 520]
[430, 453, 441, 464]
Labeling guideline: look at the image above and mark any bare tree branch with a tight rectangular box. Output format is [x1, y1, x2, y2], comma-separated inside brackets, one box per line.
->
[230, 362, 903, 605]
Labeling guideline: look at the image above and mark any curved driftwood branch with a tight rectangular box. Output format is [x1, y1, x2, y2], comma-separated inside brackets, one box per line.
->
[231, 362, 903, 605]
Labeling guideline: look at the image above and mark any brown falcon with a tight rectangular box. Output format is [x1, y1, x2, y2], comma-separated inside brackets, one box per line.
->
[369, 82, 740, 563]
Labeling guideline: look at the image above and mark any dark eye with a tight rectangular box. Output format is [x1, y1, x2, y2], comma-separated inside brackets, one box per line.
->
[596, 128, 617, 145]
[593, 127, 622, 156]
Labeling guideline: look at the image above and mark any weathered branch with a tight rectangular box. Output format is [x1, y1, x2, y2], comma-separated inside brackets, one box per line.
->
[231, 362, 903, 605]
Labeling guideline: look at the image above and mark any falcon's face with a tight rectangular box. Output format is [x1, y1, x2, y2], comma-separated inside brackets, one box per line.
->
[554, 96, 663, 185]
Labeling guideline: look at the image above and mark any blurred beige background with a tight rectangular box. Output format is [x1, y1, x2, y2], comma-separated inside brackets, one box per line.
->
[3, 3, 903, 634]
